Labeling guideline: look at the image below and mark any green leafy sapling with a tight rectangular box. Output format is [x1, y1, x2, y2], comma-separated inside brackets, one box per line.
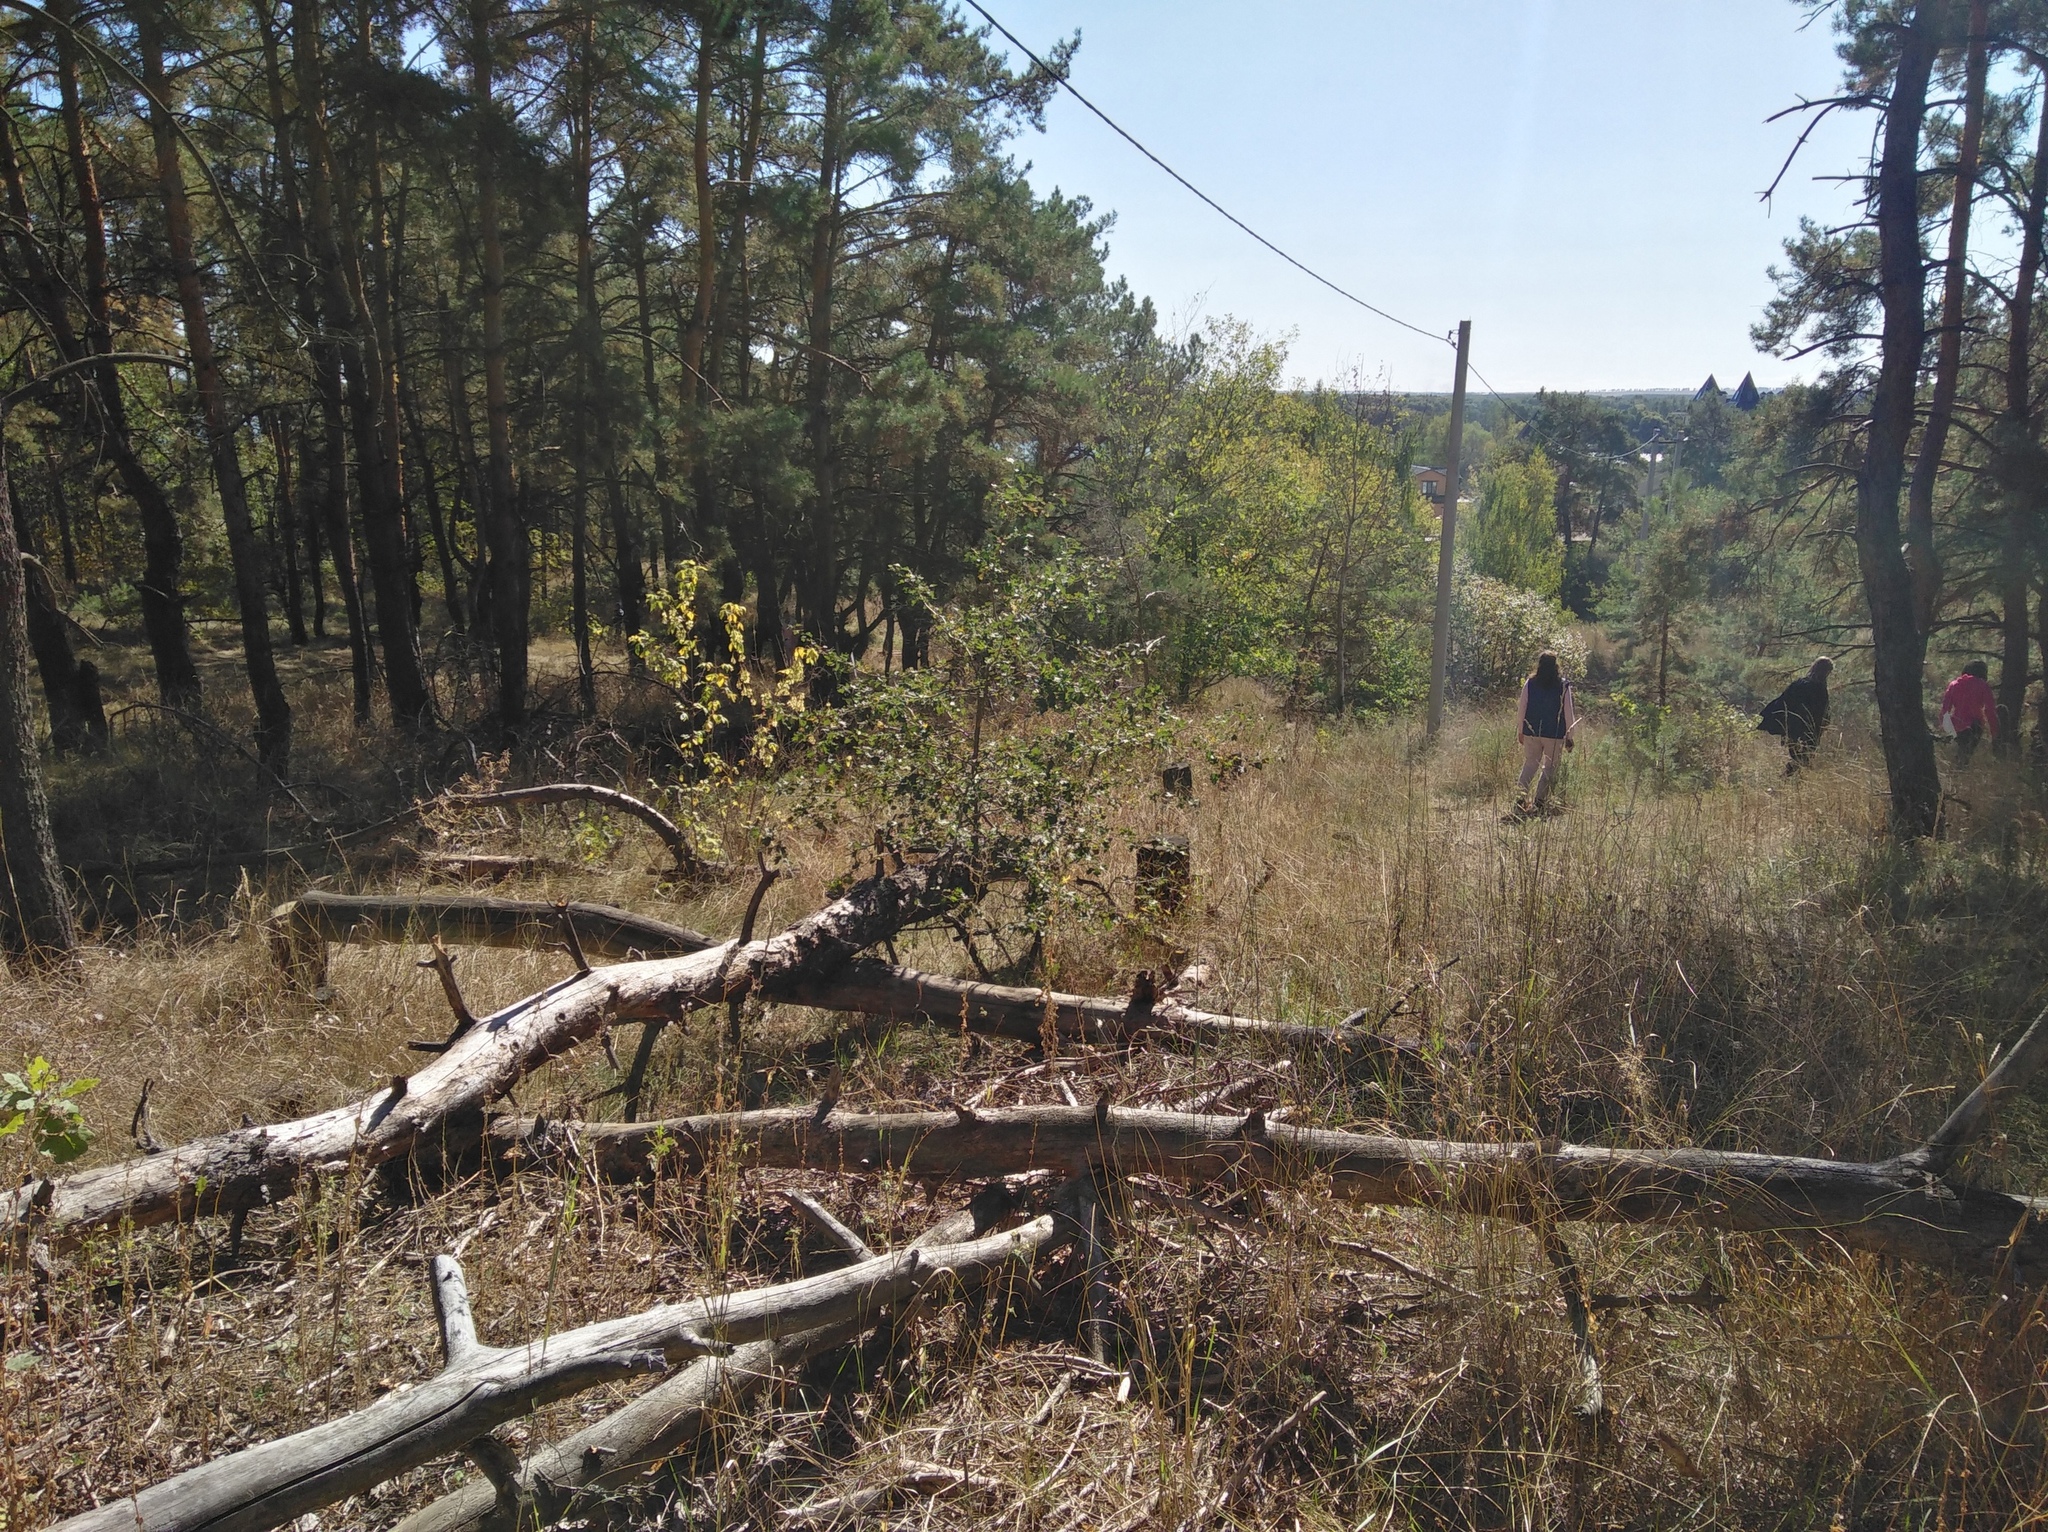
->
[0, 1056, 97, 1165]
[797, 505, 1174, 959]
[631, 561, 819, 867]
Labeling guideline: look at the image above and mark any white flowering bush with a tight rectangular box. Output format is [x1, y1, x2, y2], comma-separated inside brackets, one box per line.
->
[1449, 574, 1588, 697]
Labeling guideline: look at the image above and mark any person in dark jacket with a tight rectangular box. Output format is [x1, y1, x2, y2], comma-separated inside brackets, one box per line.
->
[1513, 650, 1577, 814]
[1759, 656, 1832, 772]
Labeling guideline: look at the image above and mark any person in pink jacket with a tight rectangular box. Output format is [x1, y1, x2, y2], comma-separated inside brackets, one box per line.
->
[1938, 659, 1998, 763]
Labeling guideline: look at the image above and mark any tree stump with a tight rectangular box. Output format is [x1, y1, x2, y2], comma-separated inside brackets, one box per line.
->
[1160, 762, 1194, 800]
[1136, 835, 1191, 913]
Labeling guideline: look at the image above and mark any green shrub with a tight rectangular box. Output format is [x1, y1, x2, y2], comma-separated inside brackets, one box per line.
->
[1, 1056, 96, 1166]
[794, 526, 1174, 946]
[1449, 574, 1588, 698]
[1601, 688, 1753, 791]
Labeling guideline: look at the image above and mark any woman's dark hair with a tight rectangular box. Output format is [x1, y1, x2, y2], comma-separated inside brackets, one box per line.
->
[1964, 659, 1990, 681]
[1530, 650, 1563, 689]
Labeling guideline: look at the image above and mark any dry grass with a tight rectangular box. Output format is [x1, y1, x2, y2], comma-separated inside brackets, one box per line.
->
[4, 675, 2048, 1531]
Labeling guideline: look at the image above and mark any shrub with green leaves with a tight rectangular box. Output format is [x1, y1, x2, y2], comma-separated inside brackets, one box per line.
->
[1449, 574, 1588, 698]
[795, 525, 1173, 949]
[1602, 689, 1754, 791]
[1, 1056, 97, 1165]
[631, 561, 818, 867]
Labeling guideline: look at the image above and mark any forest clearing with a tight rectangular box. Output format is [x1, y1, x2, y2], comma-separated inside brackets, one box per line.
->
[2, 0, 2048, 1528]
[3, 666, 2047, 1529]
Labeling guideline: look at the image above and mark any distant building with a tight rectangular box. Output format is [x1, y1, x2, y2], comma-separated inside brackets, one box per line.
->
[1412, 465, 1448, 508]
[1695, 372, 1764, 410]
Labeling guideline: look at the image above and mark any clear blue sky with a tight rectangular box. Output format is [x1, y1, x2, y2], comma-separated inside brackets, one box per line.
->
[976, 1, 1874, 392]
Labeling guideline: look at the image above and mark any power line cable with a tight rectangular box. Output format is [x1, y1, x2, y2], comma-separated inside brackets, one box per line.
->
[1467, 358, 1675, 469]
[961, 0, 1451, 349]
[967, 2, 1682, 474]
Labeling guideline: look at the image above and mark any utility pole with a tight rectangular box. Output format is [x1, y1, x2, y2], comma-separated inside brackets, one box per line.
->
[1425, 319, 1471, 739]
[1642, 431, 1663, 537]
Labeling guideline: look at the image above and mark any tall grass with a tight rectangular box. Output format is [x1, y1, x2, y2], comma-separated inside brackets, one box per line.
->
[2, 684, 2045, 1530]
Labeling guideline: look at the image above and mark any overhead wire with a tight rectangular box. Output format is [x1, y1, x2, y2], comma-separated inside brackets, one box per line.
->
[966, 0, 1674, 469]
[958, 0, 1453, 350]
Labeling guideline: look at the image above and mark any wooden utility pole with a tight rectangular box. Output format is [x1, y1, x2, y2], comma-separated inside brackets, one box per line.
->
[1425, 320, 1471, 739]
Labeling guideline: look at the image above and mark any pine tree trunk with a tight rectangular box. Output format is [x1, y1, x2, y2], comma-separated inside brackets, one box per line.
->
[294, 0, 432, 729]
[138, 2, 293, 770]
[6, 466, 87, 754]
[295, 422, 329, 640]
[257, 0, 365, 711]
[400, 374, 465, 633]
[569, 11, 604, 713]
[683, 20, 720, 567]
[1858, 4, 1943, 837]
[1997, 68, 2048, 750]
[626, 213, 679, 583]
[25, 42, 200, 706]
[317, 371, 374, 721]
[802, 72, 843, 642]
[268, 413, 309, 646]
[45, 449, 78, 585]
[468, 0, 527, 730]
[358, 3, 428, 665]
[1902, 0, 1989, 631]
[0, 444, 76, 961]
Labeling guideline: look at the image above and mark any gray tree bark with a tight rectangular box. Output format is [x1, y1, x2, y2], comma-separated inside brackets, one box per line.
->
[0, 446, 76, 960]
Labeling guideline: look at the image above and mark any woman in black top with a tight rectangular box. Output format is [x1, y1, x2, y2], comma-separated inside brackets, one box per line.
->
[1514, 650, 1577, 813]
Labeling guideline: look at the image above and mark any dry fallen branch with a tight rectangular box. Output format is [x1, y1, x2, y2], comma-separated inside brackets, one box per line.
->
[294, 783, 703, 876]
[780, 1460, 1009, 1525]
[437, 784, 699, 875]
[50, 1215, 1055, 1532]
[493, 1101, 2048, 1270]
[5, 864, 963, 1249]
[263, 892, 1417, 1061]
[390, 1197, 1015, 1532]
[268, 891, 712, 987]
[1896, 1003, 2048, 1178]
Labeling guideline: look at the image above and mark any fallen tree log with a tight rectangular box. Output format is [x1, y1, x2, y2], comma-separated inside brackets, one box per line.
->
[391, 1195, 1012, 1532]
[3, 864, 961, 1249]
[49, 1214, 1054, 1532]
[491, 1101, 2048, 1271]
[1895, 1004, 2048, 1179]
[783, 959, 1421, 1061]
[268, 891, 713, 986]
[264, 892, 1414, 1061]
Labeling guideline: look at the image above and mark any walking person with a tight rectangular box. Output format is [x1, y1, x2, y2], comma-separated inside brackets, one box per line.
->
[1759, 656, 1832, 773]
[1513, 649, 1576, 817]
[1937, 659, 1998, 764]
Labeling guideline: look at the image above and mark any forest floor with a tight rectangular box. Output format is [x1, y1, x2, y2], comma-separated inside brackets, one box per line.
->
[4, 662, 2048, 1530]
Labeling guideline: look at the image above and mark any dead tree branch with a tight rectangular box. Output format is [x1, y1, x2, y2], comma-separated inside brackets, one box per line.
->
[262, 892, 1415, 1061]
[492, 1103, 2048, 1271]
[389, 1196, 1016, 1532]
[49, 1215, 1053, 1532]
[1897, 1003, 2048, 1177]
[267, 892, 712, 988]
[440, 785, 698, 875]
[5, 864, 965, 1249]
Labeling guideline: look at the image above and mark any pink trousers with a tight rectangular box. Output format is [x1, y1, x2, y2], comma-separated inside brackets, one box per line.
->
[1519, 736, 1564, 803]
